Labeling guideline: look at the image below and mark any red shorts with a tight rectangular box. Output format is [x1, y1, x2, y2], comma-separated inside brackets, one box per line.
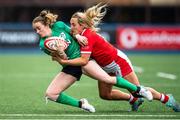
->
[102, 50, 133, 77]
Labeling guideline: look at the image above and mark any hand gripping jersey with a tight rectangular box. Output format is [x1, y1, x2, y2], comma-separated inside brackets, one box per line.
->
[39, 21, 81, 60]
[80, 28, 133, 77]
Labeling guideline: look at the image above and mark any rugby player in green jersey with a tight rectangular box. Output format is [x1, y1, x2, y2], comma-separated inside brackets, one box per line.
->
[32, 10, 95, 112]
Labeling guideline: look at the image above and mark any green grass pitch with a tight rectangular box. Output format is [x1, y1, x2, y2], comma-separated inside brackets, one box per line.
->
[0, 53, 180, 119]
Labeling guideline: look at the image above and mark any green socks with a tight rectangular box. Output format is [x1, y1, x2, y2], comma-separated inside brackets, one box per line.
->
[115, 76, 138, 92]
[56, 92, 80, 108]
[54, 77, 138, 108]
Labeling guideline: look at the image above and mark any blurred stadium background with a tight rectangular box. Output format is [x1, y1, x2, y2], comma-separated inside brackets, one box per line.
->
[0, 0, 180, 119]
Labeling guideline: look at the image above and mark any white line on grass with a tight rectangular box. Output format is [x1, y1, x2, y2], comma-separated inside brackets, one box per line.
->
[133, 66, 144, 73]
[0, 114, 179, 117]
[157, 72, 177, 80]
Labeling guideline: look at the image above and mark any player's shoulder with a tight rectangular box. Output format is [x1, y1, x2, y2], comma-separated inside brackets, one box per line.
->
[83, 29, 95, 37]
[53, 21, 66, 28]
[55, 21, 65, 25]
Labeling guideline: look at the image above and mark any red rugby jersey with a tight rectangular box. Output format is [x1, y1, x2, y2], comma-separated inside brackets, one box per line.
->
[80, 28, 117, 67]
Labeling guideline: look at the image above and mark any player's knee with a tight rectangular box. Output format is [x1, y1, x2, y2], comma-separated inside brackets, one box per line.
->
[99, 93, 112, 100]
[45, 92, 52, 99]
[103, 77, 114, 84]
[45, 91, 58, 101]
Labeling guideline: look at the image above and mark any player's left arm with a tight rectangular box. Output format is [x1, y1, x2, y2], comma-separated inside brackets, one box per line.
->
[74, 34, 88, 47]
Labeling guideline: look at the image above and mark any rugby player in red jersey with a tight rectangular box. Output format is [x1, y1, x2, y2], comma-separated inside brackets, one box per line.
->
[53, 3, 180, 112]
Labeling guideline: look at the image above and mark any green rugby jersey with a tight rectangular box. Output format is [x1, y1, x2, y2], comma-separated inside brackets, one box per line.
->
[39, 21, 81, 60]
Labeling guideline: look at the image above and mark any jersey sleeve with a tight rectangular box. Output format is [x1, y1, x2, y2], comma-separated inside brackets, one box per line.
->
[54, 21, 71, 34]
[80, 32, 93, 54]
[39, 37, 51, 55]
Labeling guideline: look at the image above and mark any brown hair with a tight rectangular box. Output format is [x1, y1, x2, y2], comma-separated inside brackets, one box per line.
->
[32, 10, 58, 26]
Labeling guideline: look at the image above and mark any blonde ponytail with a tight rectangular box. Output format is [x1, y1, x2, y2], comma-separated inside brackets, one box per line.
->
[85, 3, 107, 30]
[72, 3, 107, 32]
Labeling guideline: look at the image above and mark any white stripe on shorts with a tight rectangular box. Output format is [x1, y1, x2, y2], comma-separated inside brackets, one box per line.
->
[102, 49, 134, 77]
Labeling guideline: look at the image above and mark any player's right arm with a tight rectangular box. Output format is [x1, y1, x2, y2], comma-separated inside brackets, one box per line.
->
[52, 52, 90, 66]
[52, 39, 92, 66]
[54, 39, 68, 60]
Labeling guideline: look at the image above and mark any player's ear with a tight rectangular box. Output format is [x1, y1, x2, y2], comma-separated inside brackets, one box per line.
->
[78, 17, 84, 24]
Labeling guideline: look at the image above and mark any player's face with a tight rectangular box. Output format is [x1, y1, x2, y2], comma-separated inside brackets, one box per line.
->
[70, 18, 84, 35]
[33, 22, 49, 37]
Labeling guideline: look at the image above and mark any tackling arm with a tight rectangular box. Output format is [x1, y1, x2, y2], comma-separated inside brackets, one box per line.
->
[52, 53, 90, 66]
